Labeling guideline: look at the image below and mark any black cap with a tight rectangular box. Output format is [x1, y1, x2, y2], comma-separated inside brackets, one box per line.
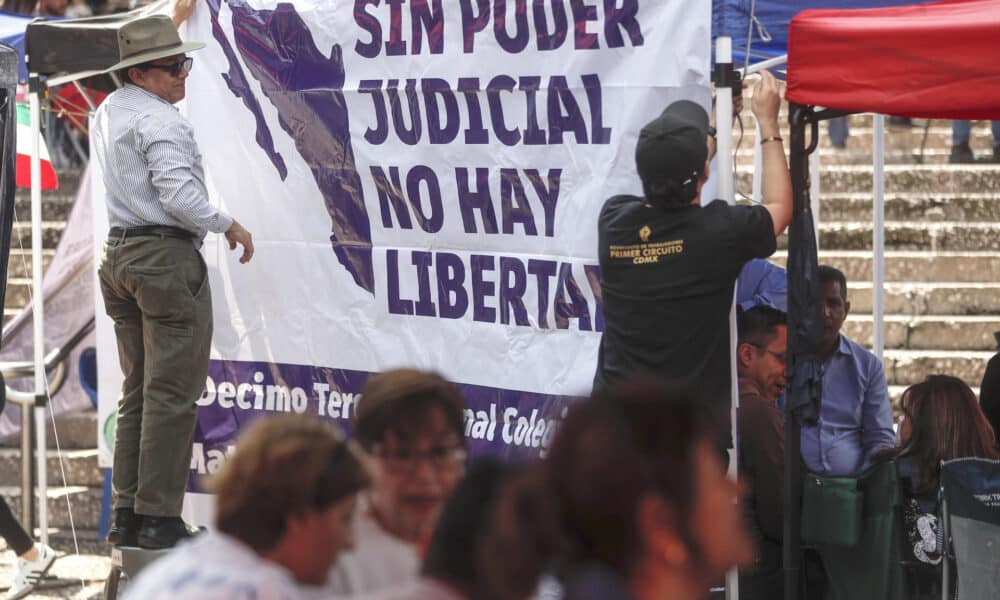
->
[635, 100, 713, 206]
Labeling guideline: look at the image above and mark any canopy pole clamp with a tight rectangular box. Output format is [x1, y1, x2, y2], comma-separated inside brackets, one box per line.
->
[712, 60, 742, 97]
[27, 75, 46, 95]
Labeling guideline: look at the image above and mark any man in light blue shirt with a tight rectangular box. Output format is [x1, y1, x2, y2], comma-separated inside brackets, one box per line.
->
[92, 15, 254, 551]
[801, 266, 894, 476]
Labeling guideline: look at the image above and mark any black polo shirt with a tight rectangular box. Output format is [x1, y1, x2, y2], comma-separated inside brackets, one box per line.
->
[595, 196, 776, 415]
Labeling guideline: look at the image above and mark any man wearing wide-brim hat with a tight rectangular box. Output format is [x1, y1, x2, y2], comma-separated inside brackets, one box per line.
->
[91, 13, 254, 550]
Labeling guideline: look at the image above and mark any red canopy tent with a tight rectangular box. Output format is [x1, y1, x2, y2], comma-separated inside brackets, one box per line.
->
[786, 0, 1000, 119]
[774, 2, 1000, 598]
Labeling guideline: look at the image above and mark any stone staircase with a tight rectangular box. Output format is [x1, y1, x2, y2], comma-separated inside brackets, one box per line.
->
[736, 113, 1000, 402]
[0, 170, 104, 541]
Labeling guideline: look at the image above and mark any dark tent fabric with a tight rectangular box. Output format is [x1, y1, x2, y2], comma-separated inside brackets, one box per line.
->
[712, 0, 918, 68]
[786, 0, 1000, 119]
[0, 45, 19, 348]
[25, 0, 166, 78]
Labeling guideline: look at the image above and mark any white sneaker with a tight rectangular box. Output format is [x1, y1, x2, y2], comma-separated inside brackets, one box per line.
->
[5, 543, 56, 600]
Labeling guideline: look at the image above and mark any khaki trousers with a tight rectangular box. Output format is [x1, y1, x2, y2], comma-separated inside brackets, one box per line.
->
[98, 234, 212, 517]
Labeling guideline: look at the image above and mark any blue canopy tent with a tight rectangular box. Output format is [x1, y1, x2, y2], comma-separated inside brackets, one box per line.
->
[713, 0, 919, 72]
[0, 11, 35, 82]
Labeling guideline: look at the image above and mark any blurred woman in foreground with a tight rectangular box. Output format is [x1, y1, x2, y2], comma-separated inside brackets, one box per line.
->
[127, 415, 370, 598]
[486, 378, 754, 600]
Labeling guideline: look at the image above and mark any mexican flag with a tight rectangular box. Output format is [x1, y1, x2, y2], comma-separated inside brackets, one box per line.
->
[16, 103, 58, 190]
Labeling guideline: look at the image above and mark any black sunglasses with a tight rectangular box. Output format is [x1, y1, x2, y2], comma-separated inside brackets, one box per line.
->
[142, 57, 194, 77]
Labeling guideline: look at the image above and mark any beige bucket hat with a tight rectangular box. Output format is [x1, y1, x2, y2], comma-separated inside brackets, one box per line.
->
[104, 14, 205, 73]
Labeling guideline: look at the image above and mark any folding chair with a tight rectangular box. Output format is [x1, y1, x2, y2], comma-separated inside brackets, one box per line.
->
[940, 458, 1000, 600]
[804, 460, 907, 600]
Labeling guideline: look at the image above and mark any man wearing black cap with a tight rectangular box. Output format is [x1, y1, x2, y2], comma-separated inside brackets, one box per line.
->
[595, 72, 792, 433]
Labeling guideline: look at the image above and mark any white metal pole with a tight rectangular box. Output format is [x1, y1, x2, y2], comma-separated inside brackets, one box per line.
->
[715, 35, 740, 600]
[810, 143, 821, 245]
[29, 89, 48, 543]
[740, 53, 788, 77]
[717, 39, 734, 203]
[872, 114, 885, 361]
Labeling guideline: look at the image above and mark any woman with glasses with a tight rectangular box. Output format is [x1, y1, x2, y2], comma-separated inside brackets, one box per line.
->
[328, 369, 467, 596]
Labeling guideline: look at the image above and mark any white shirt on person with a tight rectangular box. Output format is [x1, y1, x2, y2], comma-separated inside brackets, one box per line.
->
[327, 501, 420, 595]
[91, 84, 233, 241]
[125, 530, 308, 599]
[356, 577, 466, 600]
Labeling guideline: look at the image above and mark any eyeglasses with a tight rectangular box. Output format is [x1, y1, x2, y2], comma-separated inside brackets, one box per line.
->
[750, 343, 786, 364]
[372, 445, 467, 474]
[142, 57, 194, 77]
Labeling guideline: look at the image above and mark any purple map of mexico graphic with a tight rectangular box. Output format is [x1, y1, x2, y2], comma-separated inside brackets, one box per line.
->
[208, 0, 375, 294]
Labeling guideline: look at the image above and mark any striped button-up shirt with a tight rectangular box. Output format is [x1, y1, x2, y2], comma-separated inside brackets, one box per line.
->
[91, 84, 232, 241]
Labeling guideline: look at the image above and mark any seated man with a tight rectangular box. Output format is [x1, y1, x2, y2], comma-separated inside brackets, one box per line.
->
[736, 305, 787, 600]
[801, 265, 894, 477]
[328, 369, 467, 595]
[127, 415, 370, 598]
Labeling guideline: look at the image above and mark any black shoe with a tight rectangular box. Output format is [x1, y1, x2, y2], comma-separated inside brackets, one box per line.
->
[949, 142, 976, 164]
[106, 508, 142, 547]
[137, 516, 202, 550]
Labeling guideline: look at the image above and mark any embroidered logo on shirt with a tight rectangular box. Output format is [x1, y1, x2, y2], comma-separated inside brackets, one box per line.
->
[639, 225, 651, 242]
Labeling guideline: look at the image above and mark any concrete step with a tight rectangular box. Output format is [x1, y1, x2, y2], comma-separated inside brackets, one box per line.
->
[818, 193, 1000, 222]
[9, 221, 67, 251]
[12, 193, 78, 223]
[883, 349, 993, 388]
[0, 485, 102, 531]
[735, 147, 960, 167]
[4, 249, 56, 280]
[0, 409, 98, 450]
[849, 282, 1000, 316]
[0, 449, 103, 488]
[776, 222, 1000, 252]
[842, 315, 1000, 351]
[4, 278, 36, 310]
[737, 164, 1000, 195]
[737, 126, 997, 153]
[768, 251, 1000, 284]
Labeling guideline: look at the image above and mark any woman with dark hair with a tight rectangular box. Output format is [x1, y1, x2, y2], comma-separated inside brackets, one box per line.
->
[879, 375, 1000, 595]
[485, 378, 754, 600]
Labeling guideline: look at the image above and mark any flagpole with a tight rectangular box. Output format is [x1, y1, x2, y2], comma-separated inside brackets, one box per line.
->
[28, 81, 49, 545]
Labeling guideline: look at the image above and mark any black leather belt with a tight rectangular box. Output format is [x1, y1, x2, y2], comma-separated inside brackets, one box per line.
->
[108, 226, 195, 242]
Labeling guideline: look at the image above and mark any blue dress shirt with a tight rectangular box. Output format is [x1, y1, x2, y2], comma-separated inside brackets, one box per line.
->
[737, 259, 788, 312]
[801, 335, 895, 476]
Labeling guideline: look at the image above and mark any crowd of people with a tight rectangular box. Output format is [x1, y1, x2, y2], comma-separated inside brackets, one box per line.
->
[116, 361, 999, 600]
[3, 3, 987, 599]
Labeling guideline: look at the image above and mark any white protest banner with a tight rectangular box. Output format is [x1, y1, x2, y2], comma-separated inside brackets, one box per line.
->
[95, 0, 711, 517]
